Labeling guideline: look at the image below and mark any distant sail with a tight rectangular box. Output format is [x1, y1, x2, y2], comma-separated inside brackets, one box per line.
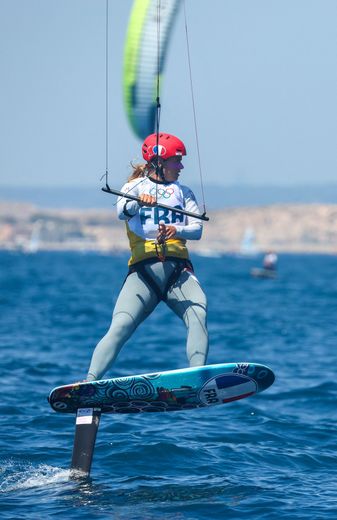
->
[123, 0, 180, 139]
[26, 220, 42, 254]
[240, 227, 259, 257]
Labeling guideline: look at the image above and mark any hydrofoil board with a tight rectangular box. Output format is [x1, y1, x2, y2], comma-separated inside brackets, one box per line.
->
[48, 363, 275, 414]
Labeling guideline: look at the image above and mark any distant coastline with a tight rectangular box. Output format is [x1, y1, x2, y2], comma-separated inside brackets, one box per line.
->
[1, 200, 336, 254]
[2, 183, 337, 209]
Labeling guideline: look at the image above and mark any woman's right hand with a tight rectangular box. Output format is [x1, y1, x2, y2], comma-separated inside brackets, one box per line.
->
[138, 194, 157, 207]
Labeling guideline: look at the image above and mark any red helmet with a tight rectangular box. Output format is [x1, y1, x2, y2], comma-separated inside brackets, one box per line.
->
[142, 133, 186, 162]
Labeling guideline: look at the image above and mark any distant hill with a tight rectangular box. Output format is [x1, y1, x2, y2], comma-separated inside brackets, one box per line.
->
[2, 183, 337, 210]
[1, 201, 337, 254]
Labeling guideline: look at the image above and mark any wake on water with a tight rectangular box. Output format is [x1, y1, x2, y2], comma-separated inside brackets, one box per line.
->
[0, 461, 70, 493]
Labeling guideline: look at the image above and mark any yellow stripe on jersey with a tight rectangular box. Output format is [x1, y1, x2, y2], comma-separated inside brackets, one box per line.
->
[126, 225, 189, 265]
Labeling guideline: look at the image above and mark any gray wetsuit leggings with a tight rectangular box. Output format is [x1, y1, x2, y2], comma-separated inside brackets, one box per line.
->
[87, 259, 208, 381]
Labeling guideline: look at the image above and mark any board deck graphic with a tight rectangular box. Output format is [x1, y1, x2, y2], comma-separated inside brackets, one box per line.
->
[48, 363, 275, 414]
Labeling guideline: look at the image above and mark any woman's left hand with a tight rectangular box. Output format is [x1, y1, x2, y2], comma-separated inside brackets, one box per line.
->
[157, 223, 177, 241]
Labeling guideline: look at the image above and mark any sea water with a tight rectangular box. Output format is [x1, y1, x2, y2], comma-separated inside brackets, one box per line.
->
[0, 251, 337, 519]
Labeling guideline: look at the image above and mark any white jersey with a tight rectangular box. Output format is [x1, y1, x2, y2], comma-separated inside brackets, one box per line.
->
[116, 176, 203, 264]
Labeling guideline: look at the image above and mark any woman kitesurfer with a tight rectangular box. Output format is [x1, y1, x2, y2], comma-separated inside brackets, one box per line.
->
[86, 132, 209, 381]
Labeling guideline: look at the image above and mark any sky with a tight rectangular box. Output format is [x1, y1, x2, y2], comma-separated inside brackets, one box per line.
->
[0, 0, 337, 190]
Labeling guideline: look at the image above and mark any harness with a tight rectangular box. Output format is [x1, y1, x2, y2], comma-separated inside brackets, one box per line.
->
[126, 256, 194, 302]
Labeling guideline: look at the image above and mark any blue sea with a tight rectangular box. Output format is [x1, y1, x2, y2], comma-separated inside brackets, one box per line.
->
[1, 251, 337, 519]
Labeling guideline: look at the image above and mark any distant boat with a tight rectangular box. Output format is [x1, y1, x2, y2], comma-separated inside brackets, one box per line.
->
[250, 267, 277, 279]
[251, 251, 278, 279]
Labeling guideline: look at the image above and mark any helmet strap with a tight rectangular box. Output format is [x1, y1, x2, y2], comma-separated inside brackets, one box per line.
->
[148, 158, 166, 182]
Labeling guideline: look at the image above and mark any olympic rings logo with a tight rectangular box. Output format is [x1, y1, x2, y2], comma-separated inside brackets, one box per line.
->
[149, 187, 174, 199]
